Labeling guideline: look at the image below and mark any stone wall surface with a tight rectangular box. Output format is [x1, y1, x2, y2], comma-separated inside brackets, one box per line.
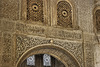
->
[0, 0, 99, 67]
[77, 0, 94, 33]
[95, 44, 100, 67]
[0, 0, 19, 20]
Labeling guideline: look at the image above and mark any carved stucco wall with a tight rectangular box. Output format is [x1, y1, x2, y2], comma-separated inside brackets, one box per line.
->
[0, 0, 99, 67]
[15, 34, 83, 67]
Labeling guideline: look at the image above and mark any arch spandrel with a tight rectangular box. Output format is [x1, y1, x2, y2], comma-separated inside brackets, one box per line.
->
[15, 34, 83, 67]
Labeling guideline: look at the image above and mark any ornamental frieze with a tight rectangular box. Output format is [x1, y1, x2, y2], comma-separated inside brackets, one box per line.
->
[16, 22, 82, 40]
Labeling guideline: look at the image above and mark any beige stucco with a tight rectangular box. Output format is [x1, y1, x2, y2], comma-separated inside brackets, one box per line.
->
[0, 0, 100, 67]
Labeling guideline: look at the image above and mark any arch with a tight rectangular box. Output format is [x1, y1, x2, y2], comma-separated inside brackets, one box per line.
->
[21, 0, 44, 22]
[57, 1, 72, 28]
[16, 44, 80, 67]
[56, 0, 78, 29]
[93, 6, 100, 32]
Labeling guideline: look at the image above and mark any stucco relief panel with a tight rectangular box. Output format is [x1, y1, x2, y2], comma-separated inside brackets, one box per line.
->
[27, 0, 44, 22]
[57, 1, 72, 28]
[16, 34, 83, 67]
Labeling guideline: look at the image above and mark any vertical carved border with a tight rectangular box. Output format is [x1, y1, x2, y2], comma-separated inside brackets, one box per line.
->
[1, 32, 14, 67]
[84, 42, 94, 67]
[21, 0, 27, 20]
